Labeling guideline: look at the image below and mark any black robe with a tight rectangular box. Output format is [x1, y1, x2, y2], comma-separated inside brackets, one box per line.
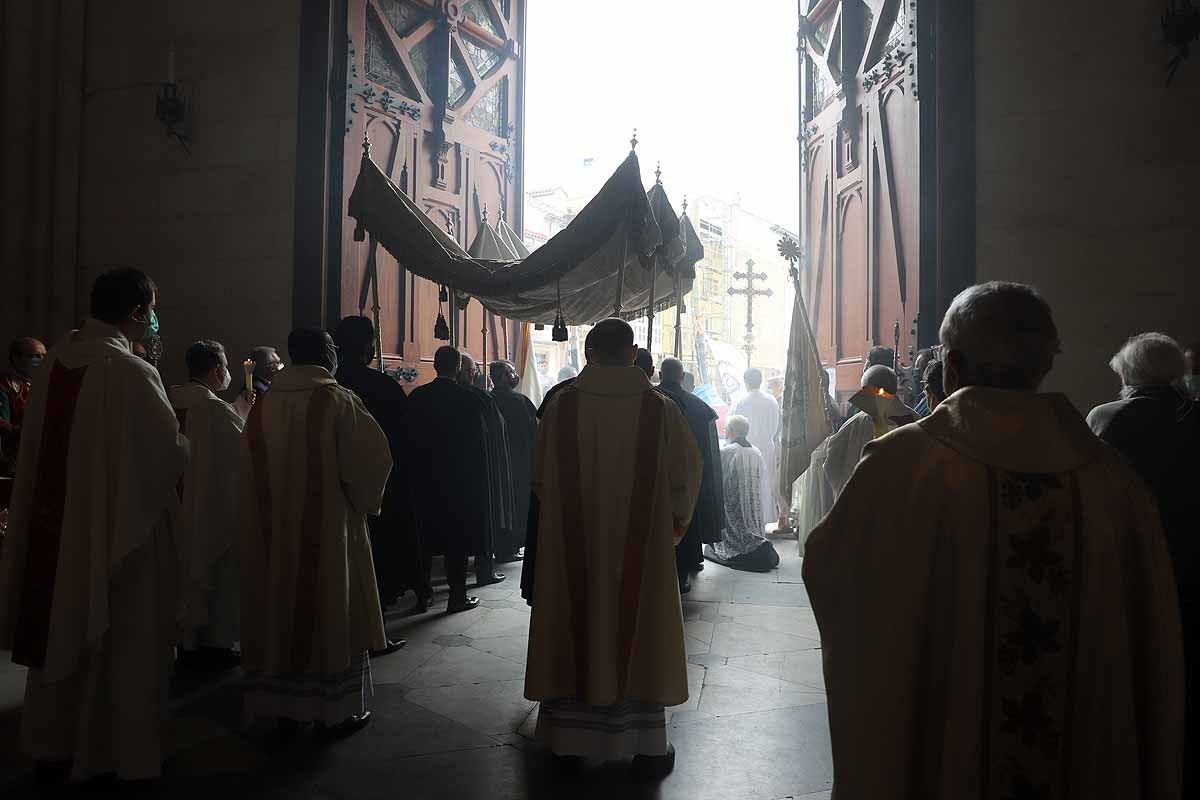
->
[490, 387, 538, 557]
[1088, 385, 1200, 795]
[463, 384, 514, 567]
[405, 378, 490, 559]
[658, 380, 724, 544]
[335, 363, 421, 602]
[659, 380, 725, 575]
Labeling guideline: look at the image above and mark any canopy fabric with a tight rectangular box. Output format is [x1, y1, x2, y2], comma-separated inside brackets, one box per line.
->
[348, 150, 697, 325]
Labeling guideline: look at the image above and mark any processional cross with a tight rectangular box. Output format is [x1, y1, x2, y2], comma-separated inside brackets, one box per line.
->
[728, 259, 773, 368]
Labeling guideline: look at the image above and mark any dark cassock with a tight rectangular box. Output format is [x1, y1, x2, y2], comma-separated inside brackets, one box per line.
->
[524, 376, 575, 603]
[405, 377, 490, 605]
[1088, 384, 1200, 796]
[490, 382, 538, 561]
[657, 379, 724, 584]
[334, 361, 422, 607]
[461, 382, 513, 583]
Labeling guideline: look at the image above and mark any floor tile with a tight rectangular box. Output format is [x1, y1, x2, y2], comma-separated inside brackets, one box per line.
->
[682, 579, 733, 603]
[464, 606, 533, 639]
[370, 640, 443, 686]
[661, 704, 832, 799]
[709, 621, 821, 658]
[681, 600, 721, 622]
[780, 649, 826, 692]
[731, 581, 812, 607]
[469, 633, 529, 665]
[684, 619, 715, 643]
[404, 678, 537, 735]
[402, 644, 526, 688]
[728, 607, 823, 641]
[319, 686, 499, 761]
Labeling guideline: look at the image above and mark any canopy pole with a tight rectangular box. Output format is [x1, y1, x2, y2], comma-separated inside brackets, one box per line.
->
[481, 303, 488, 381]
[646, 260, 656, 350]
[614, 208, 630, 315]
[673, 269, 683, 358]
[397, 261, 407, 360]
[366, 234, 384, 372]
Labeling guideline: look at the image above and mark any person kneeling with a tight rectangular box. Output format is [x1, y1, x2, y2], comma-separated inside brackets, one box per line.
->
[704, 415, 780, 573]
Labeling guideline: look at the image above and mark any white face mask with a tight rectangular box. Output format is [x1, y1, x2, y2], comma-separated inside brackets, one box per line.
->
[218, 365, 232, 392]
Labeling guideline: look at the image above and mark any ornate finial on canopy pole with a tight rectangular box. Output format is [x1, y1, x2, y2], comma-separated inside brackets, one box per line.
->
[362, 130, 371, 160]
[482, 203, 488, 224]
[630, 128, 638, 152]
[682, 194, 688, 215]
[655, 162, 662, 185]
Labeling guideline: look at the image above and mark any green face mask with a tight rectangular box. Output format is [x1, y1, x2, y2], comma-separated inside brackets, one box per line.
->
[1184, 374, 1200, 397]
[144, 309, 160, 339]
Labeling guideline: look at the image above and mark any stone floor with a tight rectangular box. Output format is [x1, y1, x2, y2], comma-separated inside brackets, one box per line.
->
[0, 539, 832, 799]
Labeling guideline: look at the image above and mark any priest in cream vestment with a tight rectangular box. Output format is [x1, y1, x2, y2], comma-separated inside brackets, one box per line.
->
[0, 269, 188, 782]
[170, 340, 245, 660]
[822, 364, 915, 497]
[525, 319, 702, 773]
[239, 328, 391, 735]
[804, 283, 1184, 799]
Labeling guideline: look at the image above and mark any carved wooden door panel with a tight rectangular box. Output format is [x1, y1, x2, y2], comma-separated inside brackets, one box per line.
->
[342, 0, 525, 381]
[801, 0, 919, 404]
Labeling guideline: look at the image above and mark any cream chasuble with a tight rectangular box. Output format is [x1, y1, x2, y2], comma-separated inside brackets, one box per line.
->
[0, 319, 188, 780]
[525, 366, 702, 707]
[169, 381, 244, 648]
[239, 366, 390, 680]
[804, 388, 1184, 800]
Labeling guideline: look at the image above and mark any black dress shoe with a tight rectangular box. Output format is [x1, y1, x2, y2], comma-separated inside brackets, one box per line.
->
[370, 639, 407, 658]
[476, 572, 506, 587]
[411, 594, 432, 614]
[679, 576, 692, 595]
[314, 710, 372, 742]
[447, 596, 481, 613]
[495, 552, 524, 564]
[632, 743, 676, 779]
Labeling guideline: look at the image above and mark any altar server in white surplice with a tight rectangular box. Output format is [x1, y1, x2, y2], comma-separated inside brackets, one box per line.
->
[733, 368, 781, 523]
[0, 268, 188, 783]
[170, 340, 245, 665]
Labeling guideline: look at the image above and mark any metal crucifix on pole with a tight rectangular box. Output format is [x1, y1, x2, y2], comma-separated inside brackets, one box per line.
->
[728, 259, 773, 368]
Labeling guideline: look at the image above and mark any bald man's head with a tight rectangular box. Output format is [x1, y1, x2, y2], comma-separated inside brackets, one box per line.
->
[457, 352, 479, 385]
[634, 348, 655, 379]
[584, 318, 636, 366]
[660, 357, 684, 384]
[9, 337, 46, 378]
[861, 364, 898, 395]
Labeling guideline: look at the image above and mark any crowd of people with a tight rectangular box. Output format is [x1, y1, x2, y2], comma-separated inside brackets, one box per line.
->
[0, 267, 1197, 796]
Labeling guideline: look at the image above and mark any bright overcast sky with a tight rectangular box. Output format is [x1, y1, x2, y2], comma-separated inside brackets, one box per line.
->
[523, 0, 800, 228]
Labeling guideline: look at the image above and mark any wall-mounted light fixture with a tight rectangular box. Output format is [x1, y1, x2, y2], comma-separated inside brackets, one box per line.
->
[155, 47, 192, 151]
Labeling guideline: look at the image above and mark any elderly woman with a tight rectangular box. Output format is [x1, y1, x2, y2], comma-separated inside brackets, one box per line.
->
[704, 415, 780, 573]
[1088, 332, 1200, 797]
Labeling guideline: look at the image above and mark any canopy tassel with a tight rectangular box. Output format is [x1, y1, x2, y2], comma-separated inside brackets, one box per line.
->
[552, 281, 568, 342]
[434, 284, 451, 341]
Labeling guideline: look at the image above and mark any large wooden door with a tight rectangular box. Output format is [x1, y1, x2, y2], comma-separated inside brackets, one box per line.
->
[801, 0, 919, 405]
[341, 0, 526, 382]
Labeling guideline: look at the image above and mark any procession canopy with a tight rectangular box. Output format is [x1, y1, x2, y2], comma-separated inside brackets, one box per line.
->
[617, 181, 704, 321]
[348, 148, 698, 326]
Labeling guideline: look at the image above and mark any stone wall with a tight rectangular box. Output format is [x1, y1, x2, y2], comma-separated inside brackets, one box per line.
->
[975, 0, 1200, 411]
[2, 0, 301, 389]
